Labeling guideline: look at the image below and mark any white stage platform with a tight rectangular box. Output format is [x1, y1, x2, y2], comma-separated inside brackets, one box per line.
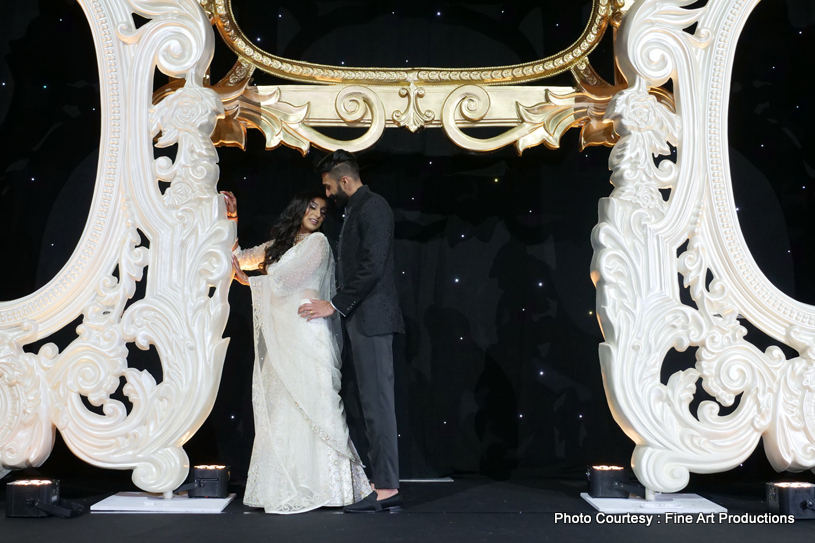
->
[581, 493, 727, 514]
[91, 492, 236, 514]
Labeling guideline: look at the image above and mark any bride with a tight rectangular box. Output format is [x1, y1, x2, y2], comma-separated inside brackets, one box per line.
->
[225, 190, 371, 514]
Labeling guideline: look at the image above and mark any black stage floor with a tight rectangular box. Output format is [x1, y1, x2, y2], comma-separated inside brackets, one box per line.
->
[2, 476, 814, 542]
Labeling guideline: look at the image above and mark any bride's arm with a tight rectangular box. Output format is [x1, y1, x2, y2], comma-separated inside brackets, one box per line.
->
[268, 234, 329, 297]
[233, 241, 272, 271]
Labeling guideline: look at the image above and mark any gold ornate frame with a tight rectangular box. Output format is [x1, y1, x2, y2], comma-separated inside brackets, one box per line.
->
[208, 0, 615, 86]
[156, 0, 646, 156]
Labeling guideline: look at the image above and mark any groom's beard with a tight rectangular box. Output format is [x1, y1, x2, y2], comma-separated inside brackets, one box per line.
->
[332, 186, 350, 208]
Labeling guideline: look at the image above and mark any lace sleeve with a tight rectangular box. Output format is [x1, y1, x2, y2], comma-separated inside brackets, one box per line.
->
[268, 234, 330, 297]
[234, 241, 272, 271]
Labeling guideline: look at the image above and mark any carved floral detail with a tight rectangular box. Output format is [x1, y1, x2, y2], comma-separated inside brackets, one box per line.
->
[151, 85, 225, 208]
[605, 79, 679, 212]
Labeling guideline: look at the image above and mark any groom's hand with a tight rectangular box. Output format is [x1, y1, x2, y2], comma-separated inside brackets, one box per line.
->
[298, 299, 335, 321]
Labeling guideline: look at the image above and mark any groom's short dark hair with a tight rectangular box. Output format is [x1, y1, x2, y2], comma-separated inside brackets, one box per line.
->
[316, 149, 360, 181]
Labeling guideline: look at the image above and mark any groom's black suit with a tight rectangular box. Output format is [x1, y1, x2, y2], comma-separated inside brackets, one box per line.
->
[332, 185, 403, 490]
[332, 186, 404, 335]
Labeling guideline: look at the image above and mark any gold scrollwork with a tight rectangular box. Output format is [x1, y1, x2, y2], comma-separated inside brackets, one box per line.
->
[441, 85, 615, 154]
[210, 0, 615, 86]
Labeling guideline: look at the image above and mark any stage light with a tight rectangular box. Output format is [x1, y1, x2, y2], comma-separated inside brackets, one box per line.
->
[6, 480, 84, 518]
[191, 465, 230, 498]
[175, 465, 230, 499]
[587, 466, 646, 499]
[767, 482, 815, 519]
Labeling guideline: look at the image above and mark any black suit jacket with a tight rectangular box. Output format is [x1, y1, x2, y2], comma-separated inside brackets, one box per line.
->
[332, 186, 405, 336]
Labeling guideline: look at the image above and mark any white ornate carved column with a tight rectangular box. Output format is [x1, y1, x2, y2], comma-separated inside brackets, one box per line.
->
[0, 0, 232, 496]
[592, 0, 815, 494]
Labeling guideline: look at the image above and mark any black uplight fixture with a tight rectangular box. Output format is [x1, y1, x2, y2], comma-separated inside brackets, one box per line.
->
[587, 465, 646, 499]
[175, 465, 230, 498]
[767, 482, 815, 519]
[5, 480, 84, 518]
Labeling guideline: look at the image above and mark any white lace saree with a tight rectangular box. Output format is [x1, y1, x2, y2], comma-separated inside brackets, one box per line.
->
[234, 233, 370, 514]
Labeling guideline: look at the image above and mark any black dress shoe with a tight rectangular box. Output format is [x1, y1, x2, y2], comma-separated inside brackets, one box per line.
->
[344, 492, 403, 513]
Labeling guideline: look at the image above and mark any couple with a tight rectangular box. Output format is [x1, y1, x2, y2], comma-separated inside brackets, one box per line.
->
[227, 150, 404, 514]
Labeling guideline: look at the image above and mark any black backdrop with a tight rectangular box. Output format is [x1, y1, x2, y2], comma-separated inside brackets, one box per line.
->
[1, 0, 814, 489]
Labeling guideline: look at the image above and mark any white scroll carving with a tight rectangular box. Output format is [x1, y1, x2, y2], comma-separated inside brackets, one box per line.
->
[0, 0, 232, 496]
[592, 0, 815, 494]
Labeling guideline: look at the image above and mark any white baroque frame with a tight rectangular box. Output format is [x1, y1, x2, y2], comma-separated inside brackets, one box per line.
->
[592, 0, 815, 495]
[0, 0, 232, 496]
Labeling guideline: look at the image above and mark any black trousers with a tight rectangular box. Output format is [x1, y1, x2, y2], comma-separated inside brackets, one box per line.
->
[345, 315, 400, 489]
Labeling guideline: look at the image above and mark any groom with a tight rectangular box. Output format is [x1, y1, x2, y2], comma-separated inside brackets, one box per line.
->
[299, 150, 404, 513]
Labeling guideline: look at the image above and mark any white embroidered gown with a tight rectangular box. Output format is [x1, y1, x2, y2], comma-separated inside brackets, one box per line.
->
[234, 233, 370, 514]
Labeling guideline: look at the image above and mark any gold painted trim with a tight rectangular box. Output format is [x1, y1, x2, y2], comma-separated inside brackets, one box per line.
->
[210, 0, 615, 86]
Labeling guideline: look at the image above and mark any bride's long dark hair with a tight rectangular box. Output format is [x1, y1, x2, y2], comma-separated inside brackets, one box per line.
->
[259, 190, 327, 273]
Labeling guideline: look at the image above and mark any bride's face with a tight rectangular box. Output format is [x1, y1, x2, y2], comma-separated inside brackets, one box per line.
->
[301, 197, 327, 233]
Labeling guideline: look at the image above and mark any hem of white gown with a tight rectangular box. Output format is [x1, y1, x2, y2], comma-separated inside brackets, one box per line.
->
[243, 489, 373, 515]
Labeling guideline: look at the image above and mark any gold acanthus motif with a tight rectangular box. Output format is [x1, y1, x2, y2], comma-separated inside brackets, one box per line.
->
[207, 0, 615, 86]
[392, 84, 435, 133]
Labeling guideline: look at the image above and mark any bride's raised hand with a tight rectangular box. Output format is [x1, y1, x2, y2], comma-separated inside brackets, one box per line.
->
[221, 191, 238, 219]
[232, 254, 250, 286]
